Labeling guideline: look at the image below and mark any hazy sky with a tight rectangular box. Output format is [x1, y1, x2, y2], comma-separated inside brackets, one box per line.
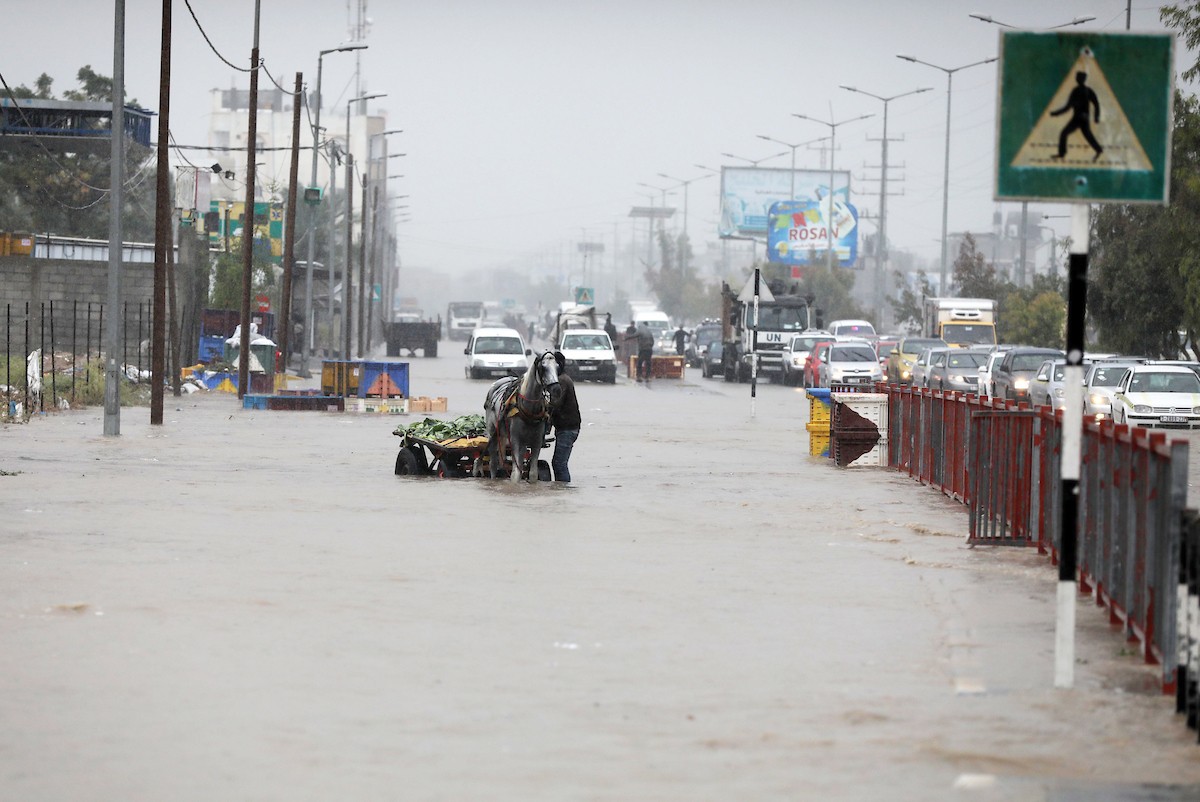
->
[3, 1, 1189, 284]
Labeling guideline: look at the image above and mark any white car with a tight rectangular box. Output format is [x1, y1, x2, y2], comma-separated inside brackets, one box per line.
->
[779, 330, 832, 386]
[557, 328, 617, 383]
[1110, 365, 1200, 429]
[977, 347, 1013, 399]
[818, 341, 882, 388]
[464, 327, 530, 379]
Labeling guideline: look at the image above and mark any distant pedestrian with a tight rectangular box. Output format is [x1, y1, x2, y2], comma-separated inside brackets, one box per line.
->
[604, 313, 619, 353]
[672, 325, 690, 356]
[551, 351, 580, 483]
[636, 322, 655, 383]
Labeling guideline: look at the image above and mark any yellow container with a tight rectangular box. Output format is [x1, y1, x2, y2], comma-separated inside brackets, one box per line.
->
[809, 432, 830, 458]
[805, 421, 830, 434]
[809, 395, 831, 425]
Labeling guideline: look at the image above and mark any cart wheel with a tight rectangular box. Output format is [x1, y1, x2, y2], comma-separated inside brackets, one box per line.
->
[439, 457, 466, 478]
[537, 460, 552, 482]
[393, 444, 427, 475]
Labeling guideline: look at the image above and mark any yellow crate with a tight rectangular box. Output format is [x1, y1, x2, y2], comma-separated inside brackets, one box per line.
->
[809, 432, 830, 458]
[809, 394, 832, 425]
[805, 421, 830, 434]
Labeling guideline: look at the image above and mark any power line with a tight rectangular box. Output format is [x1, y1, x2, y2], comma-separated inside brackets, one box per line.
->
[182, 0, 251, 73]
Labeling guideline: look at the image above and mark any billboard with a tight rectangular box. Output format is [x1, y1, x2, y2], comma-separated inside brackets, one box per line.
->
[208, 201, 284, 264]
[719, 166, 851, 239]
[766, 199, 859, 268]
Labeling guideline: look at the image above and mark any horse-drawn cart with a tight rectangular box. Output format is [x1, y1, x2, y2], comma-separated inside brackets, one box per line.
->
[394, 417, 551, 480]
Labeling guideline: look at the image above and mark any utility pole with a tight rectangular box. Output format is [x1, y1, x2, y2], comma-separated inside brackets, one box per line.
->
[237, 0, 262, 399]
[357, 173, 368, 357]
[344, 154, 354, 360]
[104, 0, 126, 435]
[150, 0, 172, 424]
[280, 72, 302, 372]
[366, 184, 379, 353]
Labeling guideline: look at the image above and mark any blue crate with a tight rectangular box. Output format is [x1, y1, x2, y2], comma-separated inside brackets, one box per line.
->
[359, 361, 409, 398]
[198, 334, 225, 362]
[242, 394, 270, 410]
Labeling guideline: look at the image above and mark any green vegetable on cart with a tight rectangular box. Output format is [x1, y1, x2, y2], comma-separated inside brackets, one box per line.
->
[393, 414, 487, 441]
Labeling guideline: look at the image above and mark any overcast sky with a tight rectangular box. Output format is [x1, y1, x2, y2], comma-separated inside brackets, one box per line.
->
[3, 1, 1189, 285]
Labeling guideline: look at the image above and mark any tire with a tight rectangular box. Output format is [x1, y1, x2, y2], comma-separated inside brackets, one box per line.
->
[395, 447, 427, 476]
[537, 460, 552, 482]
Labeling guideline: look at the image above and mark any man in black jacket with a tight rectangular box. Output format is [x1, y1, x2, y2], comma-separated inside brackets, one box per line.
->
[551, 351, 581, 483]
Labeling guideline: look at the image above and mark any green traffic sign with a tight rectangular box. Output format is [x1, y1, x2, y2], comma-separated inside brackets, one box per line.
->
[995, 31, 1174, 204]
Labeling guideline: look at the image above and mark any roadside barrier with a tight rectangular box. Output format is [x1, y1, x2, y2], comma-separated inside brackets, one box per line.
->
[885, 383, 1191, 692]
[1178, 512, 1200, 739]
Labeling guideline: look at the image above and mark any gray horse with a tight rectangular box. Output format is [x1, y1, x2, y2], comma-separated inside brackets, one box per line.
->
[479, 351, 560, 482]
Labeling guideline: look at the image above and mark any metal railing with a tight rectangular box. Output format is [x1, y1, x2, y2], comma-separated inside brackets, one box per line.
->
[885, 384, 1190, 692]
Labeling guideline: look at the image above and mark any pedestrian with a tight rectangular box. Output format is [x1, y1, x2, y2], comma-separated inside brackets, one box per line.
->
[636, 321, 655, 383]
[604, 312, 619, 354]
[672, 324, 690, 356]
[551, 351, 580, 483]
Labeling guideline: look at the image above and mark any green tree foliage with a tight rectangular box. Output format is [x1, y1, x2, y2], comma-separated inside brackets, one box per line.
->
[1090, 91, 1200, 358]
[891, 270, 934, 332]
[0, 67, 154, 240]
[207, 240, 276, 311]
[952, 233, 1003, 298]
[642, 230, 720, 323]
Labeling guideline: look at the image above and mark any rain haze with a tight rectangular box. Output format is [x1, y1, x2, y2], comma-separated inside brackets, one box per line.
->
[2, 0, 1186, 295]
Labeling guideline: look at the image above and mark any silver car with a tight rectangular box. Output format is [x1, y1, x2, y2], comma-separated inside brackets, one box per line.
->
[1085, 360, 1142, 420]
[819, 342, 883, 388]
[911, 347, 950, 389]
[926, 348, 990, 393]
[1028, 359, 1069, 409]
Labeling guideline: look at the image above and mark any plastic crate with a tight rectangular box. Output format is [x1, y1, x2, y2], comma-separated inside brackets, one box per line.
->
[242, 394, 270, 410]
[833, 437, 888, 468]
[809, 431, 830, 458]
[321, 360, 361, 397]
[359, 361, 409, 398]
[806, 388, 832, 426]
[831, 392, 888, 438]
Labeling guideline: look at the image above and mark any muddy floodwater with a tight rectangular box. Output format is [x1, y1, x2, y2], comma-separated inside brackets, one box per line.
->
[3, 344, 1200, 801]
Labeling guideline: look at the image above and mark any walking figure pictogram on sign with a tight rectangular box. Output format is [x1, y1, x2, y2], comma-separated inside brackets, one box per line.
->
[1051, 71, 1103, 162]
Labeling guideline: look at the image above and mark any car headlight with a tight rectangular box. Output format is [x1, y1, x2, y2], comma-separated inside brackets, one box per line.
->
[949, 374, 966, 384]
[1134, 404, 1152, 413]
[1193, 406, 1200, 415]
[1053, 387, 1064, 398]
[792, 356, 803, 367]
[1089, 393, 1108, 406]
[900, 369, 911, 379]
[1014, 378, 1030, 390]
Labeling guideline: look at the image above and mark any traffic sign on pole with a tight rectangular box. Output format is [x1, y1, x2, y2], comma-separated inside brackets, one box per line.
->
[995, 31, 1174, 204]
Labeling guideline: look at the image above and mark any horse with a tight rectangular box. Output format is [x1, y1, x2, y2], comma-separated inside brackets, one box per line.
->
[479, 351, 560, 482]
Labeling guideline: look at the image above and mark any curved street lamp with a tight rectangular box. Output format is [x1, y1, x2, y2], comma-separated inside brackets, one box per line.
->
[791, 112, 873, 272]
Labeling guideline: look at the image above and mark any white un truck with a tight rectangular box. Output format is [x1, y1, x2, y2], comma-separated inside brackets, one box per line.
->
[922, 297, 997, 347]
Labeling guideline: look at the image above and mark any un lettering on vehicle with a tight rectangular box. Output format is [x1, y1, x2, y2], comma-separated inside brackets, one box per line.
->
[754, 331, 784, 349]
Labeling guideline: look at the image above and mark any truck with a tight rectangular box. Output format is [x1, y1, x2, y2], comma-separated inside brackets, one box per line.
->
[719, 279, 820, 383]
[446, 301, 486, 341]
[921, 297, 997, 347]
[384, 309, 440, 358]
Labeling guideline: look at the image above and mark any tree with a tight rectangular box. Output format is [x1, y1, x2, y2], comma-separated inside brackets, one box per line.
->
[61, 65, 115, 103]
[891, 270, 934, 333]
[951, 233, 1003, 298]
[1090, 91, 1200, 357]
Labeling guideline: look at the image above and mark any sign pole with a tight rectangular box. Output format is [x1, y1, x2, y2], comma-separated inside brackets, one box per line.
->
[1055, 202, 1090, 688]
[751, 268, 760, 419]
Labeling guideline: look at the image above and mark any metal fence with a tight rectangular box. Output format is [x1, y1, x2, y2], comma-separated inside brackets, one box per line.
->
[885, 384, 1190, 692]
[2, 300, 154, 418]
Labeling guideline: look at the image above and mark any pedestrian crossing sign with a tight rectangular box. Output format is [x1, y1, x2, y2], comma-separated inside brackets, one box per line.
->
[574, 286, 594, 306]
[995, 31, 1174, 204]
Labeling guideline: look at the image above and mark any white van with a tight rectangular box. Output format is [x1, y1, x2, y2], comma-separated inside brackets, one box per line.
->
[464, 327, 530, 379]
[827, 319, 877, 340]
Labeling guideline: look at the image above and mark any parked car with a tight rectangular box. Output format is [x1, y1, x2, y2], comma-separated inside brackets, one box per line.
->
[700, 340, 724, 379]
[925, 347, 990, 393]
[464, 327, 531, 379]
[557, 328, 617, 383]
[1084, 360, 1143, 420]
[803, 340, 834, 388]
[780, 330, 833, 386]
[992, 346, 1067, 403]
[977, 346, 1014, 399]
[1028, 359, 1069, 409]
[685, 323, 722, 368]
[818, 341, 882, 388]
[1111, 364, 1200, 429]
[911, 346, 950, 389]
[885, 337, 946, 385]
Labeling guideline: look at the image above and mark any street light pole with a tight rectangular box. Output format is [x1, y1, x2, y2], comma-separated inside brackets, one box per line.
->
[839, 84, 932, 319]
[657, 171, 716, 269]
[754, 134, 831, 200]
[337, 92, 385, 354]
[896, 54, 996, 293]
[301, 42, 365, 375]
[721, 150, 788, 168]
[791, 112, 873, 273]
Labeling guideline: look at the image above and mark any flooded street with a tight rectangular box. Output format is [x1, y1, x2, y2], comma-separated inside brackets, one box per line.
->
[3, 345, 1200, 801]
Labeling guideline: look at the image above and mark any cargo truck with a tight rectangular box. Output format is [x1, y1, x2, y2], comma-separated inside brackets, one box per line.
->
[719, 279, 821, 383]
[922, 297, 997, 347]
